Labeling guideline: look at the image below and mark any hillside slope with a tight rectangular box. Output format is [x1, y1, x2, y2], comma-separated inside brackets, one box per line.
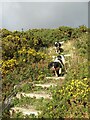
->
[1, 27, 89, 119]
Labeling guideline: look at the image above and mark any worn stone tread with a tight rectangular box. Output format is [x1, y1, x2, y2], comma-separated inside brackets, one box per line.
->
[46, 76, 65, 80]
[35, 83, 57, 88]
[16, 92, 52, 99]
[10, 106, 41, 116]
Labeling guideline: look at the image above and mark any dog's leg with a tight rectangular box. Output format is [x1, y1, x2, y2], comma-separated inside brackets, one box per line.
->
[52, 70, 55, 76]
[55, 70, 58, 77]
[56, 69, 60, 77]
[59, 68, 62, 74]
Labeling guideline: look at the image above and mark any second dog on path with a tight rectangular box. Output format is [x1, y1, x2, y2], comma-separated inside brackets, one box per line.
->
[54, 41, 64, 54]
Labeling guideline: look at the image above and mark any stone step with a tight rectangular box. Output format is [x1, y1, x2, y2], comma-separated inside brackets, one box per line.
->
[64, 54, 72, 57]
[16, 92, 52, 99]
[10, 106, 41, 117]
[46, 76, 65, 80]
[34, 83, 57, 88]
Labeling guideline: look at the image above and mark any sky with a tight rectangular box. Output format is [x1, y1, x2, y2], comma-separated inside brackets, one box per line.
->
[0, 0, 89, 31]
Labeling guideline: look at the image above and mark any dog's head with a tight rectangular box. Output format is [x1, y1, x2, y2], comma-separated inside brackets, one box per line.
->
[55, 42, 58, 47]
[58, 42, 61, 47]
[55, 42, 62, 48]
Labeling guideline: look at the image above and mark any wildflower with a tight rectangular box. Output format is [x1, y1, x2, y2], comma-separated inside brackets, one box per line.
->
[50, 106, 52, 109]
[23, 59, 26, 62]
[84, 78, 87, 80]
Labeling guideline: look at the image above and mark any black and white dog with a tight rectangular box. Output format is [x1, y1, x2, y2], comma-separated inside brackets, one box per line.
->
[48, 55, 65, 77]
[54, 41, 64, 54]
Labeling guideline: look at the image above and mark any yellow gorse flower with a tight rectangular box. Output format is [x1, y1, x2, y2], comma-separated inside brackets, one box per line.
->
[59, 78, 89, 100]
[2, 59, 17, 74]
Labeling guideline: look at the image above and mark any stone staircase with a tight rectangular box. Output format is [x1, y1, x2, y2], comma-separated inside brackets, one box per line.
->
[9, 42, 72, 118]
[9, 76, 65, 118]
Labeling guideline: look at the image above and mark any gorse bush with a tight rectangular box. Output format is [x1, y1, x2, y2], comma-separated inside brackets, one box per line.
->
[1, 59, 18, 75]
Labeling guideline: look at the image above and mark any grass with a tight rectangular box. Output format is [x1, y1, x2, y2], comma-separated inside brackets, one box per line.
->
[11, 96, 50, 111]
[16, 82, 54, 93]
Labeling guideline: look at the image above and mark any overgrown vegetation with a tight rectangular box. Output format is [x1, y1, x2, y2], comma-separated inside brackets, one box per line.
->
[38, 29, 89, 118]
[1, 25, 89, 118]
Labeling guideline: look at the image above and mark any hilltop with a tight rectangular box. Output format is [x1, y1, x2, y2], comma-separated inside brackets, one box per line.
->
[1, 25, 89, 119]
